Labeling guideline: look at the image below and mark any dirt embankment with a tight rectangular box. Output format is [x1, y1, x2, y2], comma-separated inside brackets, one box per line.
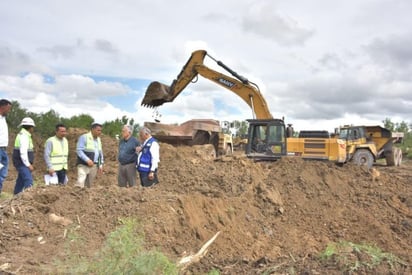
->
[0, 131, 411, 274]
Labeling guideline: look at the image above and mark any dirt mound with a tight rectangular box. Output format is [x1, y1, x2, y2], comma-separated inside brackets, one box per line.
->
[0, 132, 411, 274]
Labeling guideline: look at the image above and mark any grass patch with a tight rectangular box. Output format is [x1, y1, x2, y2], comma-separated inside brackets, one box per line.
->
[320, 241, 407, 273]
[0, 191, 13, 200]
[52, 218, 178, 274]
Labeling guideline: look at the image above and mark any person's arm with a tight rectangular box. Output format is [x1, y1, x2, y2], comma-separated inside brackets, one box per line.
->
[19, 134, 31, 167]
[99, 137, 104, 166]
[44, 140, 53, 169]
[133, 138, 140, 157]
[76, 135, 89, 162]
[149, 141, 160, 171]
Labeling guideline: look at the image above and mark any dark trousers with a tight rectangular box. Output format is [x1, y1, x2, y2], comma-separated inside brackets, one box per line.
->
[138, 170, 159, 187]
[14, 165, 33, 195]
[56, 169, 67, 184]
[118, 162, 137, 187]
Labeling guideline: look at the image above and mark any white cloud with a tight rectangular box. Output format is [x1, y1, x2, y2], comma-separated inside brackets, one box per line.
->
[0, 0, 411, 132]
[242, 2, 314, 46]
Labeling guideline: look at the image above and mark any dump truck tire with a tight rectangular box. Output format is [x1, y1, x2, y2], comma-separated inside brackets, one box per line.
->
[225, 144, 232, 155]
[385, 150, 396, 166]
[193, 130, 210, 145]
[352, 149, 374, 168]
[395, 147, 402, 166]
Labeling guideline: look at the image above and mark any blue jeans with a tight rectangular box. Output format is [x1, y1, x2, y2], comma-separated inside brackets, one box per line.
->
[14, 165, 33, 195]
[0, 149, 9, 192]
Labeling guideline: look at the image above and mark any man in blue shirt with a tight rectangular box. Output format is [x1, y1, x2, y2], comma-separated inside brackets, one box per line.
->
[75, 122, 104, 188]
[117, 125, 140, 187]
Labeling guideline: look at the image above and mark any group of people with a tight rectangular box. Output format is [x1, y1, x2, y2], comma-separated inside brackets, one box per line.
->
[0, 99, 160, 196]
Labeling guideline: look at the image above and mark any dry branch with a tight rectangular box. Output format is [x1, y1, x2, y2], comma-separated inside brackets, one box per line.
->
[177, 231, 221, 270]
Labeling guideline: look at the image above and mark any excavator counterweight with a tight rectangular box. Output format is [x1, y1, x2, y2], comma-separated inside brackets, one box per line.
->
[142, 81, 173, 107]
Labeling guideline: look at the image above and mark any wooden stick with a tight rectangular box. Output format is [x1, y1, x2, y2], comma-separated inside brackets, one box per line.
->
[178, 231, 221, 269]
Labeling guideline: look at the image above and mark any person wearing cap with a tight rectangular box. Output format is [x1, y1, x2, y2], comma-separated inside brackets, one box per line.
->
[44, 124, 69, 185]
[12, 117, 36, 195]
[136, 126, 159, 187]
[75, 122, 104, 188]
[0, 99, 12, 195]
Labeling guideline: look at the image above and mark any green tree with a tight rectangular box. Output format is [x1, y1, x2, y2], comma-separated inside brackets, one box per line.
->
[102, 115, 140, 137]
[238, 120, 249, 137]
[7, 100, 143, 138]
[6, 101, 28, 132]
[383, 118, 409, 133]
[103, 117, 124, 137]
[396, 121, 409, 133]
[382, 118, 395, 131]
[63, 114, 94, 129]
[33, 109, 61, 138]
[229, 120, 248, 137]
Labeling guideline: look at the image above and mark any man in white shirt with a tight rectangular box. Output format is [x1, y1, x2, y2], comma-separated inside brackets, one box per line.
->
[136, 127, 160, 187]
[0, 99, 12, 195]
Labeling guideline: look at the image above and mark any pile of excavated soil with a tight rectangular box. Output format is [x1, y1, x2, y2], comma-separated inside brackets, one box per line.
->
[0, 130, 411, 274]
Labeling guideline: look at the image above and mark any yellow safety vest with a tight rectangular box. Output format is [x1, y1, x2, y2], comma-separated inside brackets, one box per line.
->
[13, 128, 34, 166]
[46, 136, 68, 170]
[77, 132, 103, 165]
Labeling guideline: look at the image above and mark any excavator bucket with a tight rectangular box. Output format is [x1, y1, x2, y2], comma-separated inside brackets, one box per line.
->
[141, 81, 172, 107]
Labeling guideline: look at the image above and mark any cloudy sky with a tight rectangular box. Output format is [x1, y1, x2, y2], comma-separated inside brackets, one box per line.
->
[1, 0, 411, 132]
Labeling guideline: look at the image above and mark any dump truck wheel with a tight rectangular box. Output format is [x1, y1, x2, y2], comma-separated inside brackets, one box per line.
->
[395, 147, 402, 166]
[225, 144, 232, 155]
[398, 148, 403, 166]
[352, 149, 374, 168]
[385, 150, 395, 166]
[193, 130, 210, 145]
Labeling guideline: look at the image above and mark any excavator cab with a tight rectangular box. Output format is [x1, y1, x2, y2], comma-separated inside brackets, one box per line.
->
[245, 119, 287, 160]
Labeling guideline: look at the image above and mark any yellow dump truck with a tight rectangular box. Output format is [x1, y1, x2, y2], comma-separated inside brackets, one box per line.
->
[286, 125, 403, 168]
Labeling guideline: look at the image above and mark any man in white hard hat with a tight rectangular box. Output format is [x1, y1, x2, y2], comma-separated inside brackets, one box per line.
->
[12, 117, 36, 195]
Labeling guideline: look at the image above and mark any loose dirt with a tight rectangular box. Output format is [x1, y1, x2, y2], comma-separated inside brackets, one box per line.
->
[0, 129, 411, 274]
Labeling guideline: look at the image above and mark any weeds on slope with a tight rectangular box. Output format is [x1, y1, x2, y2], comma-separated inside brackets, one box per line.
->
[319, 241, 408, 273]
[51, 218, 178, 274]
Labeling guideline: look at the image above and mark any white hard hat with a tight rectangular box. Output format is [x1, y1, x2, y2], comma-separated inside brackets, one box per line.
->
[19, 117, 36, 127]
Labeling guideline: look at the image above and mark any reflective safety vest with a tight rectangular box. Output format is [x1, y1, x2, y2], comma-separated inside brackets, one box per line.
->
[137, 136, 156, 172]
[12, 128, 34, 167]
[46, 136, 68, 170]
[77, 132, 102, 165]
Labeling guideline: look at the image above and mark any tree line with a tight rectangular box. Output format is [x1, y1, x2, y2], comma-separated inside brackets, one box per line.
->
[6, 101, 411, 156]
[7, 101, 140, 138]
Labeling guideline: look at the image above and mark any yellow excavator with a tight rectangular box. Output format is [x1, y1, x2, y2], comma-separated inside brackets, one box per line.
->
[142, 49, 402, 167]
[142, 49, 287, 160]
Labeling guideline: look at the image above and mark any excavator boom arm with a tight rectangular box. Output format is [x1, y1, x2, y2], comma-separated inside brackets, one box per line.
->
[142, 50, 273, 119]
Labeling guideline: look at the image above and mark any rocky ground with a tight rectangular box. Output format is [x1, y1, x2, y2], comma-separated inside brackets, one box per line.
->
[0, 129, 411, 274]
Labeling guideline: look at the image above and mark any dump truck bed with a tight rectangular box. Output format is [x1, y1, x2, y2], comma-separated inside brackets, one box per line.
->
[143, 119, 221, 146]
